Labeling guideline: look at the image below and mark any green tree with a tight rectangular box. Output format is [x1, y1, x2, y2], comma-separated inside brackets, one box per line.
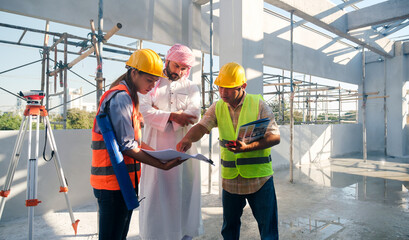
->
[342, 111, 357, 122]
[0, 109, 96, 130]
[66, 108, 95, 129]
[266, 100, 303, 124]
[317, 113, 338, 123]
[0, 112, 22, 130]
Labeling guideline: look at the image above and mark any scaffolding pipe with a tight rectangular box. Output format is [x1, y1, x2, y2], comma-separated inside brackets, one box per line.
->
[281, 70, 285, 122]
[45, 50, 50, 110]
[349, 91, 379, 96]
[264, 81, 302, 86]
[41, 21, 49, 106]
[339, 84, 341, 123]
[48, 23, 122, 77]
[293, 93, 356, 98]
[59, 39, 133, 56]
[90, 20, 101, 68]
[302, 75, 305, 122]
[209, 0, 214, 195]
[315, 83, 318, 123]
[362, 47, 367, 162]
[0, 23, 131, 50]
[384, 58, 387, 156]
[341, 95, 388, 101]
[0, 23, 63, 38]
[48, 91, 64, 97]
[289, 11, 294, 183]
[0, 59, 42, 75]
[200, 52, 211, 194]
[297, 86, 341, 92]
[49, 89, 99, 111]
[96, 0, 105, 106]
[49, 36, 65, 52]
[54, 43, 58, 93]
[17, 29, 27, 44]
[308, 75, 312, 122]
[278, 74, 281, 121]
[63, 34, 68, 129]
[201, 52, 205, 114]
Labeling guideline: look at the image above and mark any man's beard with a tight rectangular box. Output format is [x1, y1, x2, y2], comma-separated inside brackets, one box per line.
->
[165, 64, 181, 81]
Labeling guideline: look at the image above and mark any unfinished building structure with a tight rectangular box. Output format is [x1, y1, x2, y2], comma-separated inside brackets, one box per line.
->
[0, 0, 408, 239]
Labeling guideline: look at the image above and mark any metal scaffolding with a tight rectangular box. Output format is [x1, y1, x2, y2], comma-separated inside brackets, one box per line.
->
[263, 73, 362, 125]
[0, 18, 135, 128]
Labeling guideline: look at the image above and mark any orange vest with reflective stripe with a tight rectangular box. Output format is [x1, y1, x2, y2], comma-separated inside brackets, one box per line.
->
[90, 84, 142, 190]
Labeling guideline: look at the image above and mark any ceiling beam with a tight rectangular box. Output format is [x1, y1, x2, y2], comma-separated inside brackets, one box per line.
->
[347, 0, 409, 31]
[265, 0, 394, 58]
[340, 0, 362, 10]
[192, 0, 209, 5]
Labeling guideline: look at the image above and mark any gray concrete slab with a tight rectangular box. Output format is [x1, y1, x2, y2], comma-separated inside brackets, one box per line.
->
[0, 153, 408, 239]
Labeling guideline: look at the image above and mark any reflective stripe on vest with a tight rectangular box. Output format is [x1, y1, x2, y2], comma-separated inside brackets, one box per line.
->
[91, 162, 141, 175]
[215, 94, 273, 179]
[91, 140, 106, 150]
[90, 84, 142, 190]
[221, 155, 272, 168]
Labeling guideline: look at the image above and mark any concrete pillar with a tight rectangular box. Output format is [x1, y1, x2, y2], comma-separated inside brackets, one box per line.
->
[362, 41, 409, 158]
[364, 59, 386, 153]
[219, 0, 264, 94]
[366, 42, 409, 157]
[386, 42, 409, 157]
[185, 1, 202, 86]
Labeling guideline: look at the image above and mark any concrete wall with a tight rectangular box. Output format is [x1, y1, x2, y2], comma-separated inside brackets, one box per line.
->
[0, 130, 93, 221]
[0, 124, 362, 221]
[276, 124, 362, 166]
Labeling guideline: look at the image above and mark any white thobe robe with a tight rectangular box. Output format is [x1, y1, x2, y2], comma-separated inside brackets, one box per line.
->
[138, 77, 203, 240]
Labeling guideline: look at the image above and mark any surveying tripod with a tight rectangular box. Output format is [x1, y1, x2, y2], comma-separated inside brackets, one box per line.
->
[0, 90, 79, 239]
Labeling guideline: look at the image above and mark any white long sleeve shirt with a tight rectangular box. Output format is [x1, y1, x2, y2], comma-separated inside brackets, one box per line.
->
[138, 77, 203, 240]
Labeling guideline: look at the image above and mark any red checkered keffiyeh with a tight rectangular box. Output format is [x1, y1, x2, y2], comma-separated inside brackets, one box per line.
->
[150, 44, 195, 96]
[165, 43, 195, 78]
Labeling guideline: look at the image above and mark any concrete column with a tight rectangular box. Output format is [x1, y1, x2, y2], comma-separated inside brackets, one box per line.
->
[365, 59, 386, 153]
[364, 42, 409, 157]
[219, 0, 264, 94]
[190, 49, 203, 86]
[386, 42, 409, 157]
[185, 1, 202, 86]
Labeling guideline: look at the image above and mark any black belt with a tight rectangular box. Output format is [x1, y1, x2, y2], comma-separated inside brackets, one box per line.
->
[221, 155, 271, 168]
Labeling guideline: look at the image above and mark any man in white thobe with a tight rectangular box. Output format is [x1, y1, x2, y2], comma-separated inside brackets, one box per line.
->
[138, 44, 203, 240]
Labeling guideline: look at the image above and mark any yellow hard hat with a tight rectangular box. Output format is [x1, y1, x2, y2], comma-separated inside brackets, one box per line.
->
[214, 62, 247, 88]
[126, 49, 165, 77]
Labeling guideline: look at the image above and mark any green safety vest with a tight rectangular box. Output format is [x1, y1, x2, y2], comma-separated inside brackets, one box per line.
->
[216, 94, 273, 179]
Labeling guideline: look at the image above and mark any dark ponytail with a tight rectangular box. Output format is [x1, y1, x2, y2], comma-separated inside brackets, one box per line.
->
[110, 68, 140, 112]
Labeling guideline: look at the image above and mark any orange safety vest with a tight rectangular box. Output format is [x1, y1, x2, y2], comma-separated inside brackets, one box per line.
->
[90, 84, 142, 190]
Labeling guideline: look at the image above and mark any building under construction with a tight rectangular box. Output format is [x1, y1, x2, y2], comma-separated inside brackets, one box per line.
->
[0, 0, 408, 239]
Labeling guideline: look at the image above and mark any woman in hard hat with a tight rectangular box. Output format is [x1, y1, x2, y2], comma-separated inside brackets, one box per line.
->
[177, 62, 281, 239]
[91, 49, 183, 240]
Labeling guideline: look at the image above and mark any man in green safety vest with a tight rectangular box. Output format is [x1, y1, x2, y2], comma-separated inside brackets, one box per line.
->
[177, 62, 281, 239]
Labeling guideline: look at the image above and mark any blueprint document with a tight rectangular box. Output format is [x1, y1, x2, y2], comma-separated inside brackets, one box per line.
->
[142, 148, 214, 165]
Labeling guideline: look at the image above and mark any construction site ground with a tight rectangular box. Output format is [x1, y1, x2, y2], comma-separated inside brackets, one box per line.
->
[1, 153, 408, 240]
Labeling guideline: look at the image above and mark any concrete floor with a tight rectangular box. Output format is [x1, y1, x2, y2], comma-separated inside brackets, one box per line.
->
[0, 153, 408, 239]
